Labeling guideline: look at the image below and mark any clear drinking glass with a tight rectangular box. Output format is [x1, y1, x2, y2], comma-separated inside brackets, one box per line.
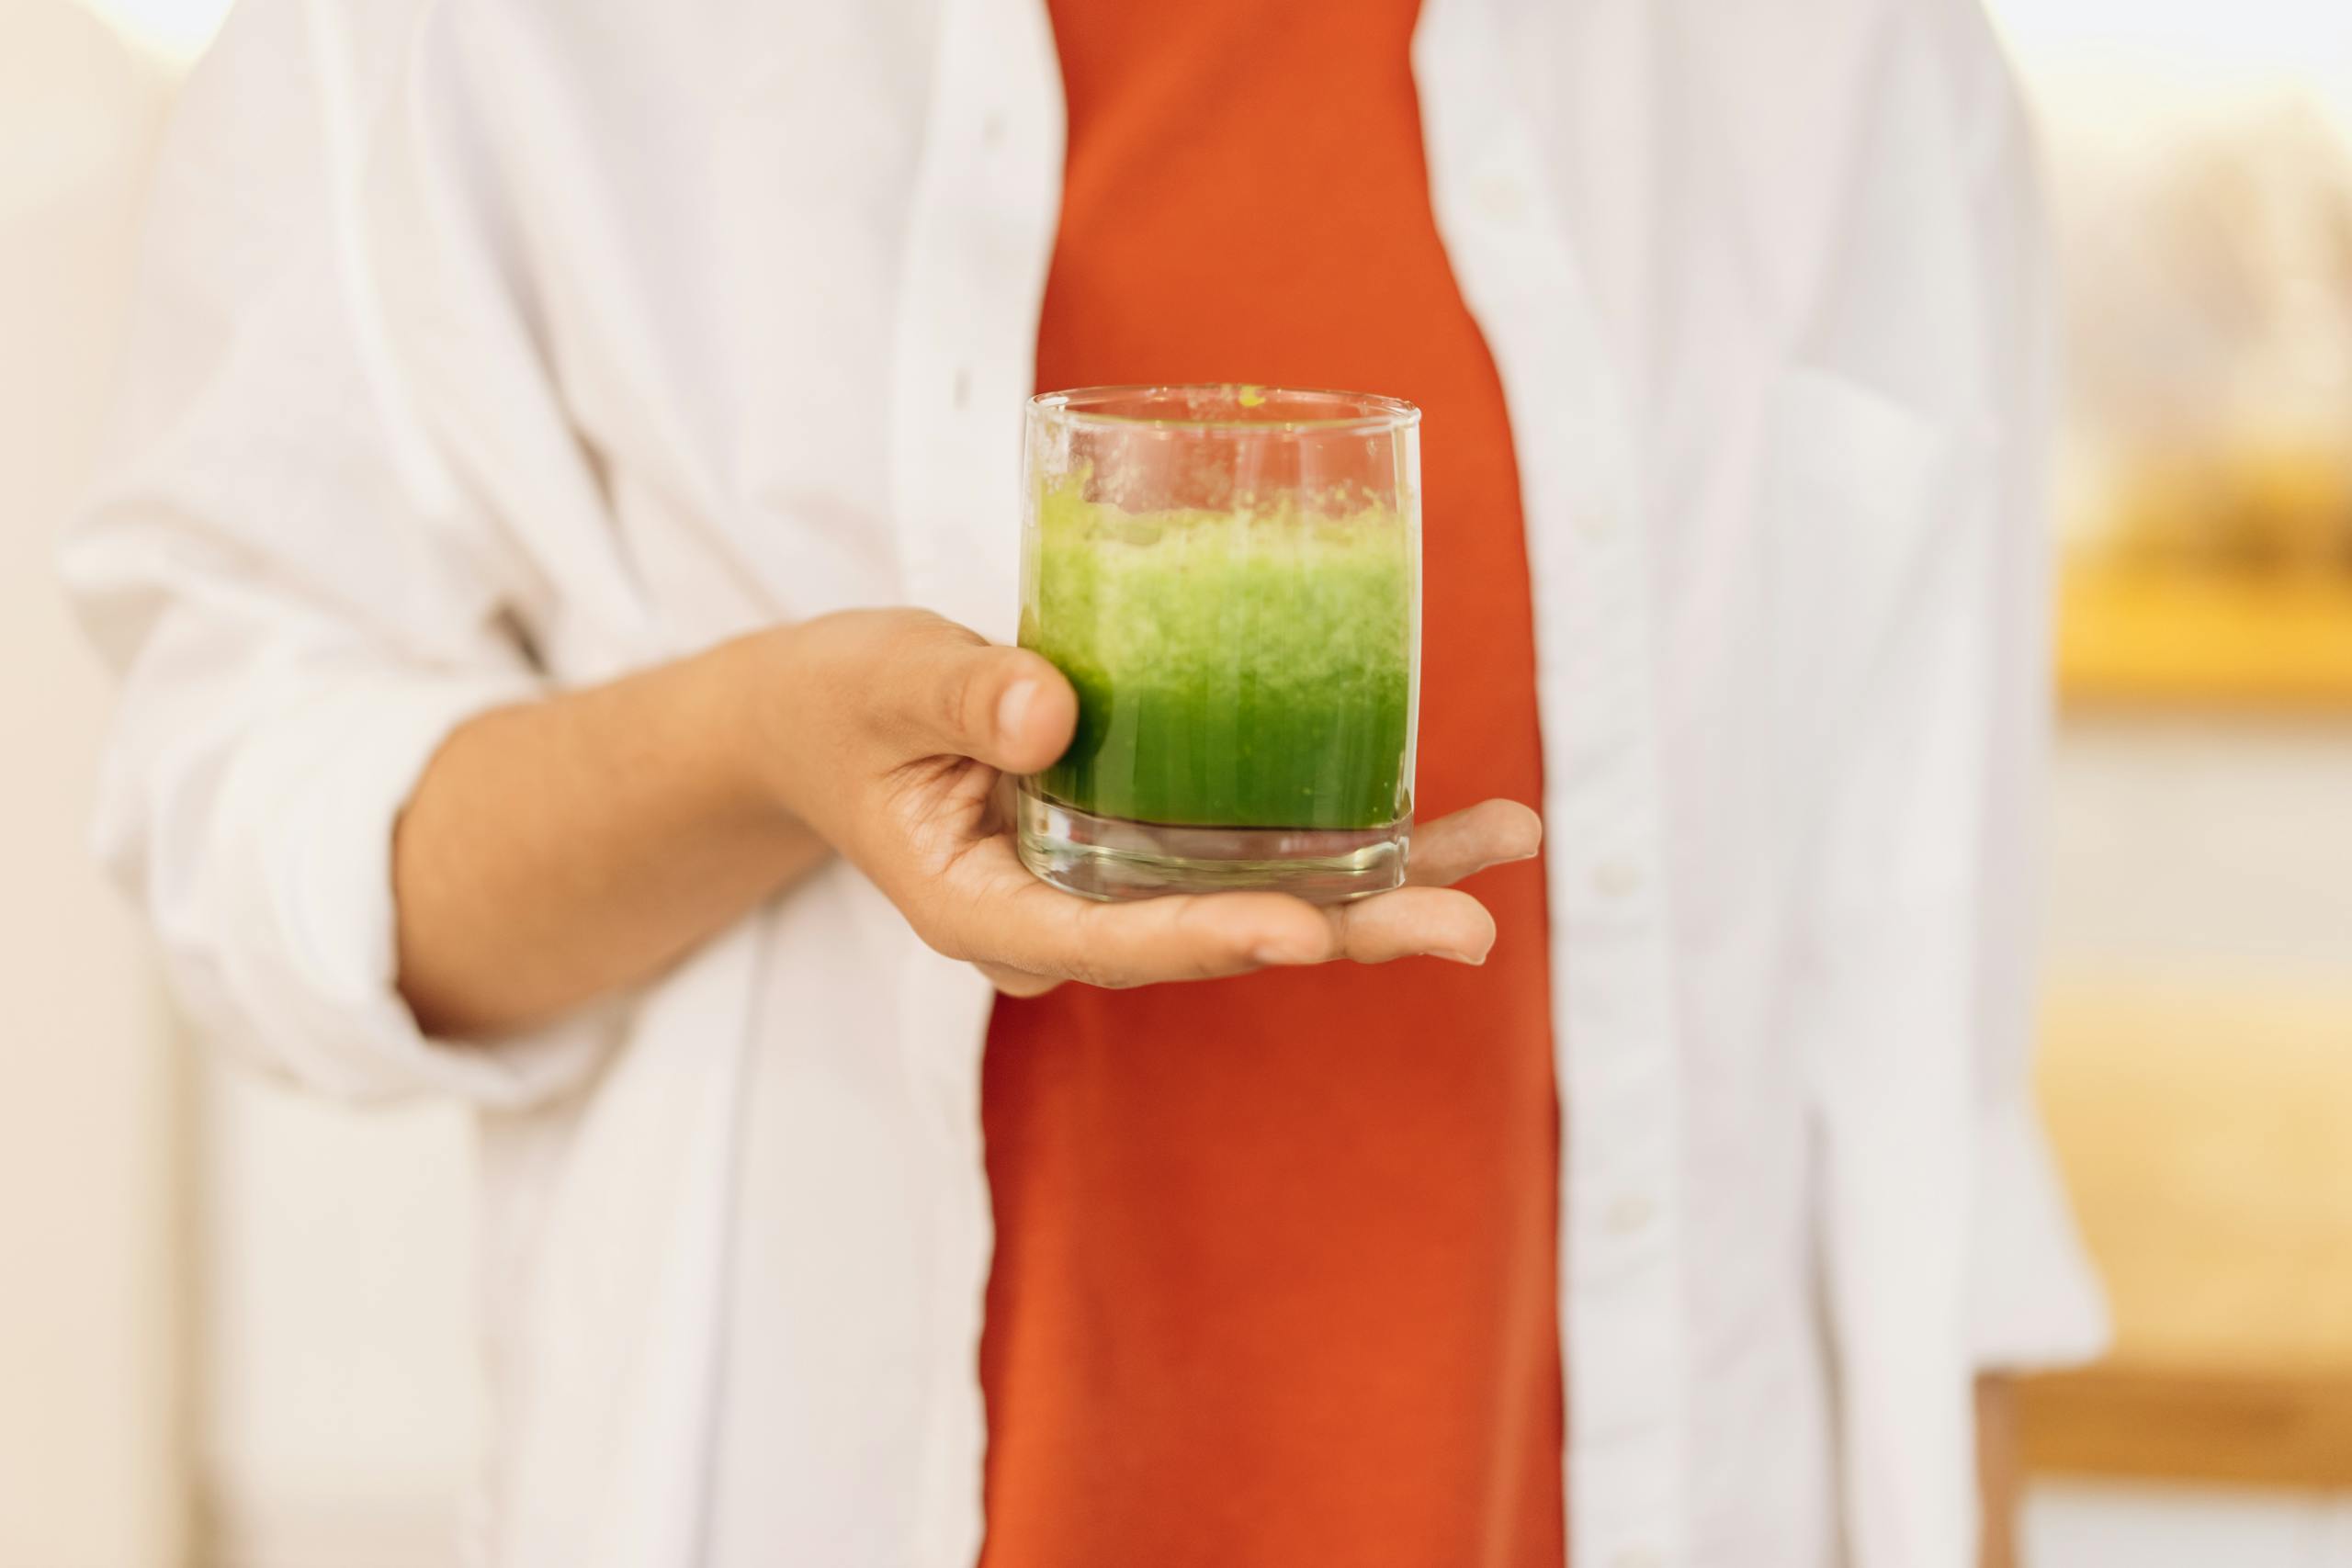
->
[1015, 385, 1422, 903]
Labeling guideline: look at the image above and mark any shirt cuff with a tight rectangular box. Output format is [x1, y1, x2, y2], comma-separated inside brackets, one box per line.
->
[174, 666, 618, 1109]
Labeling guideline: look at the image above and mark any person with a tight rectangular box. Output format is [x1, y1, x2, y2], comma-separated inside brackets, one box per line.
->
[63, 0, 2108, 1564]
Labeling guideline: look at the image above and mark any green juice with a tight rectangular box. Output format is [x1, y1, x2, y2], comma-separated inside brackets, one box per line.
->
[1020, 476, 1415, 831]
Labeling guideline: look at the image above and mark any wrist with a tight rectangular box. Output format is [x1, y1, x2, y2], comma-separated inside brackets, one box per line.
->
[688, 625, 810, 829]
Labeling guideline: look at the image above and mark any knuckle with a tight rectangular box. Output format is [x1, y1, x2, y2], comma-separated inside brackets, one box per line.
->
[939, 661, 985, 746]
[912, 924, 965, 963]
[899, 901, 972, 964]
[857, 615, 965, 742]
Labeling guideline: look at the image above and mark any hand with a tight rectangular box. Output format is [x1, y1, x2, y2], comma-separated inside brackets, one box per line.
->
[752, 608, 1542, 996]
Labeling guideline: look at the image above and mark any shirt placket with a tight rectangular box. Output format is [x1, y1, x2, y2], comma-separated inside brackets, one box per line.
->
[1414, 3, 1689, 1565]
[887, 1, 1068, 1564]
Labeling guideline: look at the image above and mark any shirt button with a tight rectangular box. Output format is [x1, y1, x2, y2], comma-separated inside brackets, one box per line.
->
[981, 109, 1008, 146]
[1612, 1551, 1663, 1568]
[1578, 510, 1616, 542]
[1592, 858, 1641, 898]
[1605, 1193, 1657, 1235]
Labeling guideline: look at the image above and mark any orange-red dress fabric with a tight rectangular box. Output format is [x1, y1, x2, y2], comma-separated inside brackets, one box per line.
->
[979, 1, 1563, 1562]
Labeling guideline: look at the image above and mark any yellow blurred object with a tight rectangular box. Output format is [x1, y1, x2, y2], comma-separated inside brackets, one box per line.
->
[2019, 985, 2352, 1487]
[2060, 431, 2352, 710]
[2042, 83, 2352, 715]
[2058, 561, 2352, 709]
[2103, 441, 2352, 576]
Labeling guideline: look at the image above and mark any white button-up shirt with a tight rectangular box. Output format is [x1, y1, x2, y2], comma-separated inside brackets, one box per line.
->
[63, 0, 2108, 1564]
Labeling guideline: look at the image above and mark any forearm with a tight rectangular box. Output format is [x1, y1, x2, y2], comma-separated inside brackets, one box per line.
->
[393, 605, 1532, 1033]
[392, 633, 823, 1039]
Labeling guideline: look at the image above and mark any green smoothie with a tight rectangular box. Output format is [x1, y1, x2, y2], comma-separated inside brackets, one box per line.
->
[1020, 474, 1415, 830]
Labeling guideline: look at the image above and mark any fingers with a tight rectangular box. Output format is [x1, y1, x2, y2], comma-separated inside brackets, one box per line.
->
[975, 960, 1064, 998]
[1009, 884, 1498, 985]
[1325, 886, 1498, 965]
[923, 835, 1327, 986]
[934, 835, 1505, 989]
[881, 615, 1078, 774]
[994, 879, 1335, 987]
[1405, 798, 1543, 887]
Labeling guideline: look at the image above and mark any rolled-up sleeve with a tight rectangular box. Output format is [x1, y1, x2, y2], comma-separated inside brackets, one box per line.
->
[61, 0, 617, 1107]
[1789, 17, 2107, 1563]
[1953, 35, 2109, 1373]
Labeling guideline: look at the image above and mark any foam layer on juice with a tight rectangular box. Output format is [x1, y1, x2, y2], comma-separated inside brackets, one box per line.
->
[1021, 475, 1413, 830]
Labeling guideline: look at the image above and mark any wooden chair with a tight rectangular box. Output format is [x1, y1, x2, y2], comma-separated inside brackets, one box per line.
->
[2018, 986, 2352, 1489]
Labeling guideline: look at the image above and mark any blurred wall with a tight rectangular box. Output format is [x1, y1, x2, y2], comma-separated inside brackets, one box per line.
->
[4, 8, 487, 1564]
[2044, 720, 2352, 985]
[0, 3, 186, 1564]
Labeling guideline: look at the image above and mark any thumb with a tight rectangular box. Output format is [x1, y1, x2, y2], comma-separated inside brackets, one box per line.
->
[898, 631, 1078, 774]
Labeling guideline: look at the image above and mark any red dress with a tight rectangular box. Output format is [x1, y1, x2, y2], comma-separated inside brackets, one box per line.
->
[980, 2, 1564, 1562]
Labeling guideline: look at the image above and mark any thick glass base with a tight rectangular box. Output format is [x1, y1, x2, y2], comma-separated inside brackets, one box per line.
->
[1016, 787, 1408, 905]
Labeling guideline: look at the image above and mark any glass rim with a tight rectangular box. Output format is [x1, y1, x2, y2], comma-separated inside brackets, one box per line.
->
[1031, 383, 1423, 435]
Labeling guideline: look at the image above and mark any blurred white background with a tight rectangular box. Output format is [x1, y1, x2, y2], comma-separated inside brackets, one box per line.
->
[3, 5, 483, 1563]
[4, 1, 2348, 1565]
[3, 6, 184, 1565]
